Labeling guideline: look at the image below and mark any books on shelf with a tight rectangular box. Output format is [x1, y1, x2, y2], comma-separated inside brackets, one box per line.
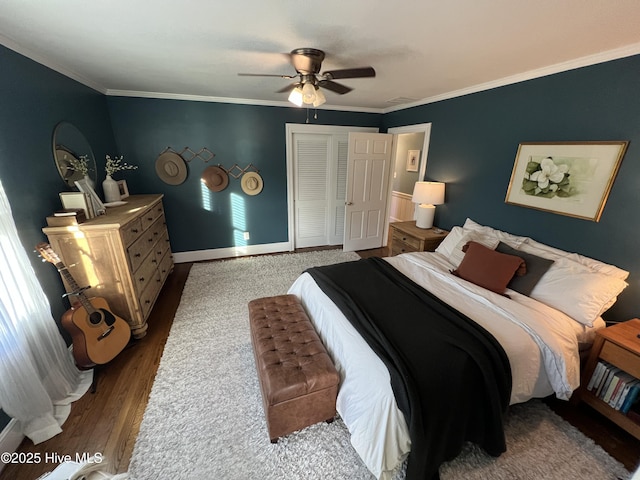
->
[586, 360, 640, 415]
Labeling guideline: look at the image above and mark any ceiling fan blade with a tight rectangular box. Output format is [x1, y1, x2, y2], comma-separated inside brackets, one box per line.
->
[317, 79, 353, 95]
[322, 67, 376, 80]
[237, 73, 297, 79]
[276, 83, 300, 93]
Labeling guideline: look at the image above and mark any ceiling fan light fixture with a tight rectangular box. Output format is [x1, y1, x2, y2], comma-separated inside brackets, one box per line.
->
[312, 87, 326, 107]
[288, 86, 304, 107]
[301, 82, 316, 104]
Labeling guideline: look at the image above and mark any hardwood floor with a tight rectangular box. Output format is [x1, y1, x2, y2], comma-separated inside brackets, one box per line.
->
[2, 250, 639, 479]
[0, 263, 192, 480]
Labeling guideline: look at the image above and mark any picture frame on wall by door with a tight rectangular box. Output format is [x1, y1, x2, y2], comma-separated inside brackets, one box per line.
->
[406, 150, 420, 172]
[505, 141, 628, 222]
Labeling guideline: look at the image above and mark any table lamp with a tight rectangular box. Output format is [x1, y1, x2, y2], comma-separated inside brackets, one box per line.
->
[412, 181, 445, 229]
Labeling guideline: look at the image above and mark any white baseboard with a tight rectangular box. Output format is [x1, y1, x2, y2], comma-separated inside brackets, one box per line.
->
[172, 241, 292, 264]
[0, 419, 24, 474]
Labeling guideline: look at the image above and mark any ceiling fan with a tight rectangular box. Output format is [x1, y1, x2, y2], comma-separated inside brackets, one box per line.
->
[238, 48, 376, 107]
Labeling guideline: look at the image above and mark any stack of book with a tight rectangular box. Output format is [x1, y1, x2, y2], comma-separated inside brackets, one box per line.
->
[586, 360, 640, 415]
[46, 208, 87, 227]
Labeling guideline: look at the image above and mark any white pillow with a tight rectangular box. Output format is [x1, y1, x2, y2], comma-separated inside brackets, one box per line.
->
[463, 218, 527, 248]
[529, 257, 628, 327]
[435, 226, 465, 258]
[447, 230, 499, 268]
[523, 238, 629, 281]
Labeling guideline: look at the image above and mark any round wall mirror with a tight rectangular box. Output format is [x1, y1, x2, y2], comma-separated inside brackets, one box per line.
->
[52, 121, 97, 187]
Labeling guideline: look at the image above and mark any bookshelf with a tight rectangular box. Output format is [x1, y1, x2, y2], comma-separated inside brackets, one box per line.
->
[576, 319, 640, 440]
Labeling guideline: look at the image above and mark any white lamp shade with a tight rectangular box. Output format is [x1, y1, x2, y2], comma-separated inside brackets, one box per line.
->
[412, 181, 445, 205]
[312, 88, 326, 107]
[302, 83, 316, 104]
[288, 87, 303, 107]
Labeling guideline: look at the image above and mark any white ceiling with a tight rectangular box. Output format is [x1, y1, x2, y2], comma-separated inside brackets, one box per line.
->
[2, 0, 640, 112]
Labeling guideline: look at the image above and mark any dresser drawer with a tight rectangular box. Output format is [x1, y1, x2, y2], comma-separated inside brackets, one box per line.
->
[141, 202, 165, 230]
[158, 249, 174, 283]
[154, 232, 171, 263]
[121, 218, 143, 247]
[149, 215, 167, 244]
[133, 252, 159, 296]
[128, 228, 157, 272]
[139, 272, 162, 318]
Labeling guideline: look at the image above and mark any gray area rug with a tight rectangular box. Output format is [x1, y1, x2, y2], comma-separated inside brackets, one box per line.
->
[129, 250, 631, 480]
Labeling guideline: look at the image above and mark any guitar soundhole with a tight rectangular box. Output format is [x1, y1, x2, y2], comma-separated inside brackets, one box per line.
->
[89, 311, 104, 325]
[89, 309, 117, 327]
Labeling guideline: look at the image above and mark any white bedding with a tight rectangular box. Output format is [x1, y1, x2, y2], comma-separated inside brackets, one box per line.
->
[287, 251, 603, 480]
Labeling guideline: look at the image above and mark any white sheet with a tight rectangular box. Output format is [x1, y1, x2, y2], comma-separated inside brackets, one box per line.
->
[287, 251, 597, 480]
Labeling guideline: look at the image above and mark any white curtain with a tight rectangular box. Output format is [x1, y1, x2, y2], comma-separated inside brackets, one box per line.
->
[0, 179, 92, 444]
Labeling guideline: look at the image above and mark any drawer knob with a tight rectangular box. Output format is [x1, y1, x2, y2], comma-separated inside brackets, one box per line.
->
[139, 276, 145, 282]
[132, 229, 139, 233]
[135, 253, 141, 258]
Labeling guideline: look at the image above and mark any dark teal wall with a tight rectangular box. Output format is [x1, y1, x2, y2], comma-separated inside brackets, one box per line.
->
[106, 97, 380, 252]
[0, 45, 117, 429]
[382, 54, 640, 321]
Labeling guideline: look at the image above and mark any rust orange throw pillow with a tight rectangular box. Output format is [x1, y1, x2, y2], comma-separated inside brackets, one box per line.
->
[452, 241, 526, 295]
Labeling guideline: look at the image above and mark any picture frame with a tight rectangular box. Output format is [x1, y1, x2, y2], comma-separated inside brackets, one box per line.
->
[74, 178, 106, 216]
[59, 191, 94, 219]
[117, 179, 129, 199]
[406, 150, 420, 172]
[505, 141, 628, 222]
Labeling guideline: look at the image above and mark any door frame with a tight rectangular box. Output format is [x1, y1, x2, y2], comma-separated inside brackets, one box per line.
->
[285, 123, 378, 250]
[383, 123, 432, 245]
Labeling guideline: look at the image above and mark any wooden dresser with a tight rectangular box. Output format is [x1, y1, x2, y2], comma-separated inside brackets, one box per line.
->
[43, 194, 173, 338]
[389, 221, 449, 256]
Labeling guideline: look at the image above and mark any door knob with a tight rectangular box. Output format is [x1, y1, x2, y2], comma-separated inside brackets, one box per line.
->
[345, 201, 353, 206]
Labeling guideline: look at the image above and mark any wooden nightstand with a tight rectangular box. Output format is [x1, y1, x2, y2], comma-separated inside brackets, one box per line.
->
[576, 319, 640, 440]
[388, 221, 448, 256]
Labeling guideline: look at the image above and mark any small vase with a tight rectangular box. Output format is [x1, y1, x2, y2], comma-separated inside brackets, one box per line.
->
[102, 175, 121, 203]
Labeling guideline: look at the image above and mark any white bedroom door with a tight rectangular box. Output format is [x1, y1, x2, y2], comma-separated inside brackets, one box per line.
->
[343, 132, 393, 252]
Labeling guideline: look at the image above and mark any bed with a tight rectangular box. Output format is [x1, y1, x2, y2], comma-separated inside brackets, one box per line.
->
[287, 218, 629, 480]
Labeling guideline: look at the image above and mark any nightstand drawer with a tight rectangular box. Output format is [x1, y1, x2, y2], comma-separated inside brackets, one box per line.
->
[392, 231, 421, 250]
[391, 239, 417, 256]
[601, 341, 640, 379]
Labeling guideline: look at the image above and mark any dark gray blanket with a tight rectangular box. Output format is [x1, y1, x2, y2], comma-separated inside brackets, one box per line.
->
[306, 257, 512, 480]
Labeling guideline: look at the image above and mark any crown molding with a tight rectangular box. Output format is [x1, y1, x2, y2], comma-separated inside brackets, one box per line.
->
[383, 42, 640, 114]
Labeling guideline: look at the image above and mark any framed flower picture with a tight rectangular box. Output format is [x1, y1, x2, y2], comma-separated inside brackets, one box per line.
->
[505, 141, 628, 222]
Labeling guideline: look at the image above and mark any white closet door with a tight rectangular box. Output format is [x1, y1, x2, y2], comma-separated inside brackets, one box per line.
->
[293, 134, 331, 248]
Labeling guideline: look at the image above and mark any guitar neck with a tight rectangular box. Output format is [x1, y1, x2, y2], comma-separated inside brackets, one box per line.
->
[55, 261, 96, 314]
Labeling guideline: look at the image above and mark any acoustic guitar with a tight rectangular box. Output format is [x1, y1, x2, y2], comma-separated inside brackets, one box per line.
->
[36, 242, 131, 368]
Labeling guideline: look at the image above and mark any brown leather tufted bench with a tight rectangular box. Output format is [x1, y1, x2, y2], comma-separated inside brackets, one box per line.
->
[248, 294, 340, 443]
